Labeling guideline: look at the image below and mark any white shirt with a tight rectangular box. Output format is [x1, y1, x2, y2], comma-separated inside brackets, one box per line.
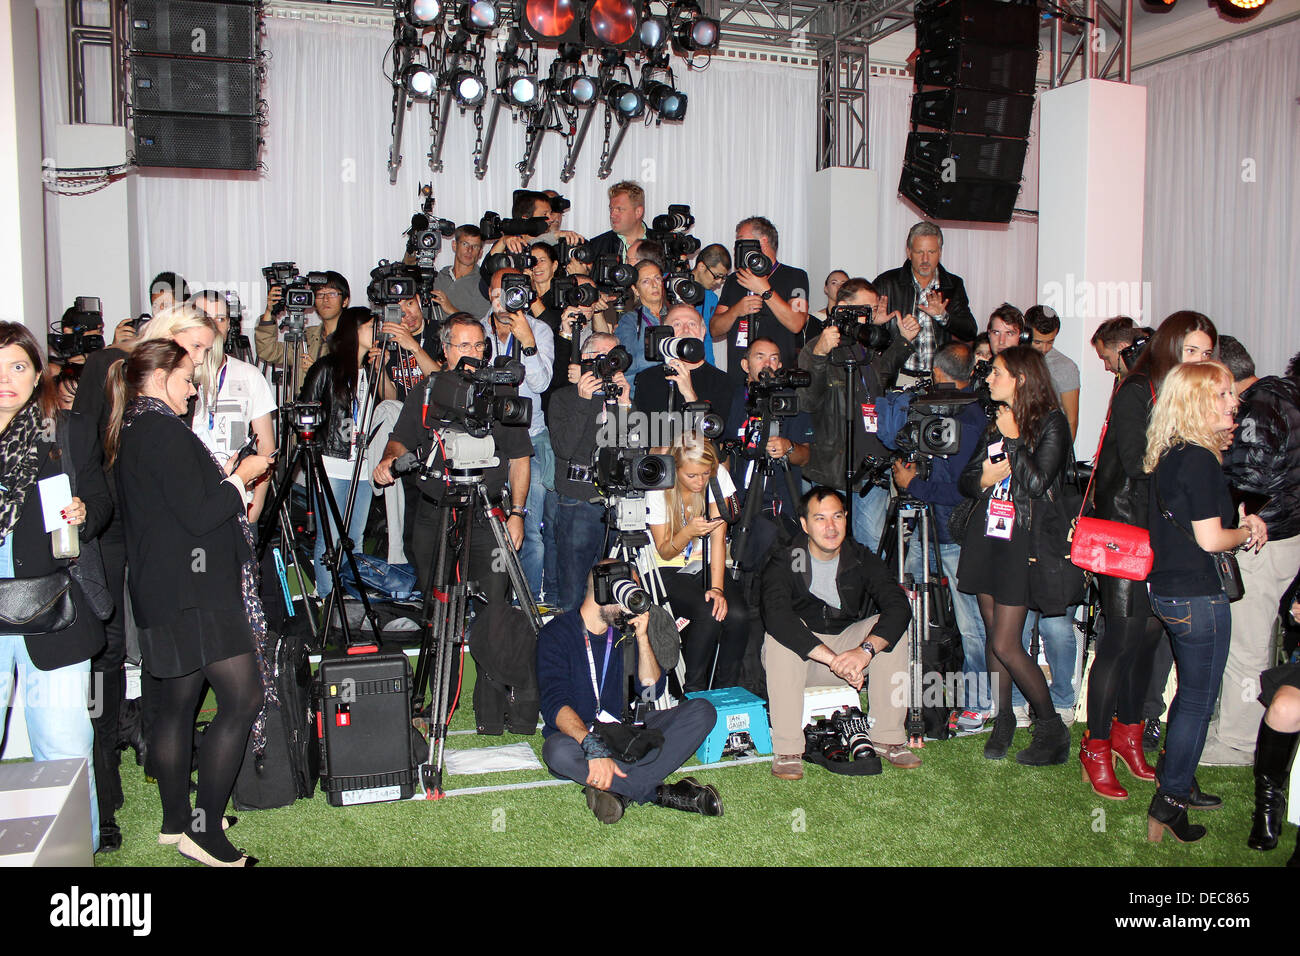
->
[191, 356, 277, 459]
[645, 468, 738, 568]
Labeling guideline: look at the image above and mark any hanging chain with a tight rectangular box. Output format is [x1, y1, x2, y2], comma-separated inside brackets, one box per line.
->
[473, 102, 485, 158]
[597, 103, 613, 173]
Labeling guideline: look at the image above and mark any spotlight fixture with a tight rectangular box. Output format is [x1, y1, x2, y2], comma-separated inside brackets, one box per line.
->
[404, 0, 444, 28]
[639, 16, 668, 50]
[459, 0, 499, 33]
[557, 72, 599, 106]
[1216, 0, 1268, 16]
[584, 0, 641, 51]
[605, 80, 645, 119]
[643, 79, 686, 120]
[669, 1, 719, 54]
[519, 0, 583, 43]
[506, 71, 542, 108]
[402, 62, 438, 97]
[447, 67, 487, 107]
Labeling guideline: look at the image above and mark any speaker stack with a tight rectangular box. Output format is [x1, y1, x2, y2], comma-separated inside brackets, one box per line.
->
[900, 0, 1038, 223]
[127, 0, 263, 170]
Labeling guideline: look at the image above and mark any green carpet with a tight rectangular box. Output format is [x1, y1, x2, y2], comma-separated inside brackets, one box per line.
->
[90, 655, 1287, 867]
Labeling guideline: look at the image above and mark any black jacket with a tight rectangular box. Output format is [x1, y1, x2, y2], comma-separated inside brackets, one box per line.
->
[960, 408, 1072, 532]
[870, 262, 978, 347]
[13, 411, 111, 671]
[797, 332, 914, 489]
[760, 530, 911, 660]
[298, 359, 363, 462]
[115, 409, 250, 628]
[1090, 373, 1155, 617]
[1224, 375, 1300, 541]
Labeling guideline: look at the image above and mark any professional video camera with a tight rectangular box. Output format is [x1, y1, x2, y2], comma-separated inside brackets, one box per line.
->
[479, 210, 549, 242]
[733, 238, 772, 277]
[747, 367, 810, 420]
[262, 261, 297, 293]
[828, 304, 892, 352]
[483, 251, 538, 274]
[645, 325, 704, 364]
[593, 446, 675, 497]
[555, 237, 595, 271]
[579, 343, 632, 400]
[367, 260, 422, 327]
[406, 183, 456, 272]
[426, 356, 532, 438]
[592, 560, 652, 615]
[876, 380, 982, 481]
[265, 265, 328, 338]
[223, 291, 250, 357]
[50, 297, 106, 359]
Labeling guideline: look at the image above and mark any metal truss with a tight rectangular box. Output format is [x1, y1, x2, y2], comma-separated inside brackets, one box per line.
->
[1045, 0, 1134, 87]
[66, 0, 129, 125]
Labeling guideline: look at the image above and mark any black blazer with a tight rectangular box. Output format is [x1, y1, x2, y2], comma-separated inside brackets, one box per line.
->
[15, 411, 112, 671]
[115, 409, 250, 629]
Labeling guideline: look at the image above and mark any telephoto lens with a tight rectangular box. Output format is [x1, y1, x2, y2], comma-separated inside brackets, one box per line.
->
[832, 707, 876, 762]
[610, 577, 651, 615]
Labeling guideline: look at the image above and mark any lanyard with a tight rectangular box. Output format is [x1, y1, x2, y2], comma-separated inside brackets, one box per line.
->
[207, 362, 228, 432]
[583, 627, 615, 706]
[636, 307, 657, 339]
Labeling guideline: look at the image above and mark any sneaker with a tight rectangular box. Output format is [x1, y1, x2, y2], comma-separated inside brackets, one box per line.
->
[871, 740, 923, 770]
[1197, 736, 1252, 767]
[1057, 706, 1076, 728]
[955, 710, 989, 735]
[1142, 718, 1162, 753]
[583, 786, 626, 824]
[1012, 704, 1032, 728]
[771, 754, 804, 780]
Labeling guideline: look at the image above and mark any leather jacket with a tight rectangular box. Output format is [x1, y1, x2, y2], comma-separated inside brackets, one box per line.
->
[1224, 374, 1300, 541]
[871, 262, 979, 351]
[960, 408, 1071, 532]
[298, 359, 362, 461]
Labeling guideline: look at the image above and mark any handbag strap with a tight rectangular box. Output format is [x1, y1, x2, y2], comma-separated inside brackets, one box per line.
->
[1077, 395, 1114, 521]
[1152, 462, 1202, 548]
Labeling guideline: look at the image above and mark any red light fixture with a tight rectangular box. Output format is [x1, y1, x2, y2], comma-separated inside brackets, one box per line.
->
[518, 0, 583, 44]
[584, 0, 641, 51]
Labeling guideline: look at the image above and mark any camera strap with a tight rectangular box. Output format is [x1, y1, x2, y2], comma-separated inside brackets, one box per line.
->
[206, 362, 229, 433]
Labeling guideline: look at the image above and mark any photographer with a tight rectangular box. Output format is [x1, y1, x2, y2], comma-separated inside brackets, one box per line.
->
[761, 487, 917, 778]
[255, 270, 349, 396]
[1027, 305, 1080, 440]
[692, 243, 731, 332]
[589, 180, 649, 262]
[798, 278, 918, 552]
[550, 333, 633, 611]
[483, 268, 554, 604]
[373, 314, 532, 606]
[615, 261, 668, 390]
[1090, 316, 1141, 378]
[633, 305, 735, 417]
[375, 286, 440, 403]
[710, 217, 810, 380]
[537, 560, 721, 824]
[882, 344, 994, 731]
[431, 225, 491, 319]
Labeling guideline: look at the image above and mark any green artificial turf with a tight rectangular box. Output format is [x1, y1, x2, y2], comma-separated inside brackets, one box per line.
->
[87, 652, 1289, 868]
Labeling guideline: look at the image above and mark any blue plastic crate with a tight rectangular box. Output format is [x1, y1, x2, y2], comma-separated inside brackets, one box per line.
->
[685, 687, 773, 762]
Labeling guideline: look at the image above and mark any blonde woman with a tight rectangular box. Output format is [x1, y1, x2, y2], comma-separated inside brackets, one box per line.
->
[134, 304, 220, 403]
[645, 433, 747, 692]
[1144, 361, 1268, 844]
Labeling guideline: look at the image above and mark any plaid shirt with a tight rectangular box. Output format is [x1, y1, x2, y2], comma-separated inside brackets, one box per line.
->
[903, 272, 943, 374]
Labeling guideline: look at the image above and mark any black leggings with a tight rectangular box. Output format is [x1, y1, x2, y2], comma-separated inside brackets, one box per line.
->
[153, 653, 263, 861]
[1085, 613, 1166, 738]
[662, 569, 748, 693]
[978, 596, 1054, 719]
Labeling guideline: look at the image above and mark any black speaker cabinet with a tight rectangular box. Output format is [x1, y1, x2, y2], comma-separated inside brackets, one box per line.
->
[915, 42, 1038, 95]
[133, 112, 260, 170]
[905, 130, 1028, 183]
[911, 87, 1034, 139]
[915, 0, 1040, 50]
[900, 163, 1021, 223]
[130, 55, 258, 115]
[128, 0, 258, 60]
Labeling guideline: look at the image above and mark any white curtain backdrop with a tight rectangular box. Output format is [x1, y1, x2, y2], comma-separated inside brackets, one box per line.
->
[1134, 19, 1300, 375]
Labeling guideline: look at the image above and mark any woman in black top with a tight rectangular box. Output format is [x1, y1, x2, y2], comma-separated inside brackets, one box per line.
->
[106, 341, 274, 866]
[1143, 360, 1266, 844]
[958, 346, 1073, 765]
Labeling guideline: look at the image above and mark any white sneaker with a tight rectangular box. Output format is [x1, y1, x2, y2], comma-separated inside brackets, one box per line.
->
[1056, 706, 1077, 728]
[1012, 705, 1032, 728]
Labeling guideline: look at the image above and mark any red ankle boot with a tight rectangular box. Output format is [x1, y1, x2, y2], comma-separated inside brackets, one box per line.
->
[1111, 719, 1157, 781]
[1080, 732, 1128, 800]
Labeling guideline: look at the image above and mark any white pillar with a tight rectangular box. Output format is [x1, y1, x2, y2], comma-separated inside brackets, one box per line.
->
[0, 0, 47, 331]
[808, 166, 878, 305]
[1036, 79, 1147, 458]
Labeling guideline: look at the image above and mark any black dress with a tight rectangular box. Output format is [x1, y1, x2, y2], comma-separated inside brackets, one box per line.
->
[956, 497, 1031, 606]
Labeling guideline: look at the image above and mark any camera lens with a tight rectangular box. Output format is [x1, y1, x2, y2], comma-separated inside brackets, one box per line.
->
[633, 455, 667, 487]
[609, 577, 651, 615]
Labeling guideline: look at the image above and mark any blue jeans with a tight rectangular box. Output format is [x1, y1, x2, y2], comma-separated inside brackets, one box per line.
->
[0, 636, 99, 851]
[313, 474, 373, 598]
[1011, 607, 1080, 711]
[554, 495, 608, 612]
[905, 539, 992, 712]
[851, 484, 890, 554]
[1149, 590, 1232, 799]
[523, 429, 554, 601]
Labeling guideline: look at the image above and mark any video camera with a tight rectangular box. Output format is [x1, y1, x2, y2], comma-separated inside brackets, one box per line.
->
[368, 260, 421, 305]
[223, 291, 250, 356]
[50, 297, 106, 359]
[733, 238, 772, 277]
[479, 210, 549, 242]
[593, 560, 651, 615]
[645, 325, 704, 365]
[264, 265, 328, 339]
[406, 213, 456, 271]
[423, 356, 532, 439]
[876, 380, 981, 481]
[746, 367, 810, 420]
[828, 304, 892, 352]
[593, 446, 675, 496]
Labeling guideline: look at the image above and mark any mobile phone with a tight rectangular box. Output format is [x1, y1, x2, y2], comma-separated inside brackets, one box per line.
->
[988, 439, 1007, 464]
[231, 433, 259, 469]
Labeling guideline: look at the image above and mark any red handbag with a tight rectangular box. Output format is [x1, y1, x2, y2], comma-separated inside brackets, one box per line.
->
[1068, 397, 1154, 582]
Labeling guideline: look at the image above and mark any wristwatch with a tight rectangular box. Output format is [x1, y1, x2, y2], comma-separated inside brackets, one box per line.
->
[521, 345, 538, 357]
[860, 640, 878, 661]
[510, 506, 528, 518]
[760, 289, 774, 302]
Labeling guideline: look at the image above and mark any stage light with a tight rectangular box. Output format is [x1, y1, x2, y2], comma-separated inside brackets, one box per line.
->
[670, 2, 718, 54]
[460, 0, 499, 33]
[448, 68, 487, 106]
[519, 0, 582, 43]
[405, 0, 443, 27]
[585, 0, 641, 51]
[506, 72, 542, 108]
[639, 16, 668, 50]
[606, 81, 645, 119]
[1225, 0, 1266, 7]
[402, 63, 438, 97]
[558, 73, 599, 106]
[643, 80, 686, 120]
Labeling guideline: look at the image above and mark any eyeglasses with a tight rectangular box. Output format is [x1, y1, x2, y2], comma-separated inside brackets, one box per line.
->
[709, 268, 728, 282]
[449, 341, 488, 352]
[316, 291, 343, 301]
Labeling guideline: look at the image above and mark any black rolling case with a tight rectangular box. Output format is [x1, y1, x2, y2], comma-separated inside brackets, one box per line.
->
[315, 647, 421, 806]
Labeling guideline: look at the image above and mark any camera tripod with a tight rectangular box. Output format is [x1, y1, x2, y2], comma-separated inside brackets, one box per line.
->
[412, 474, 542, 799]
[729, 415, 803, 577]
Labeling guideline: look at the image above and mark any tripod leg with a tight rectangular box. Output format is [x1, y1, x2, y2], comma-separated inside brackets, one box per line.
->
[478, 487, 542, 634]
[316, 453, 384, 646]
[412, 502, 453, 715]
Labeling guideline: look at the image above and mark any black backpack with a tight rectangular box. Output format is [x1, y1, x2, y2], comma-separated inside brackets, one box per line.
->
[233, 628, 319, 809]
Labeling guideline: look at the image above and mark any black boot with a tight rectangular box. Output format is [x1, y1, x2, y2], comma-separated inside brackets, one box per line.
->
[654, 777, 723, 817]
[984, 713, 1016, 760]
[1016, 713, 1071, 766]
[96, 819, 122, 854]
[1155, 749, 1222, 809]
[1147, 791, 1207, 843]
[1248, 722, 1299, 851]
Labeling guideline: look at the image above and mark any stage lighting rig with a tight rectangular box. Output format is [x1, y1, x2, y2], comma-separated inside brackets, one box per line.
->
[403, 0, 445, 29]
[518, 0, 583, 44]
[642, 75, 686, 122]
[428, 29, 489, 173]
[584, 0, 642, 51]
[388, 8, 440, 183]
[669, 1, 719, 56]
[475, 30, 542, 180]
[459, 0, 500, 33]
[605, 80, 645, 120]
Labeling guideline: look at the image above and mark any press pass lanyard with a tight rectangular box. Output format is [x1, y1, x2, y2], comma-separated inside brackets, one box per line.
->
[207, 363, 229, 432]
[584, 627, 616, 706]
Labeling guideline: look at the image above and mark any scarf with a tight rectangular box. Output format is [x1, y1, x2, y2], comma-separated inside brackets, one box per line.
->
[123, 396, 280, 754]
[0, 401, 48, 544]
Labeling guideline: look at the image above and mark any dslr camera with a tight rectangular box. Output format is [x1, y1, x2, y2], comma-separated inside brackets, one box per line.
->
[479, 210, 549, 242]
[555, 238, 595, 271]
[483, 251, 538, 275]
[499, 273, 536, 313]
[592, 560, 651, 615]
[551, 276, 600, 309]
[579, 344, 633, 401]
[592, 254, 635, 295]
[645, 325, 704, 365]
[828, 304, 892, 352]
[733, 239, 772, 277]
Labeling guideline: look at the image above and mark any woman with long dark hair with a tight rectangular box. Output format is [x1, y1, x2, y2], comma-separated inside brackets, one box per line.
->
[958, 346, 1074, 765]
[299, 306, 376, 598]
[1142, 361, 1265, 843]
[1079, 311, 1218, 800]
[0, 321, 110, 854]
[107, 340, 274, 865]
